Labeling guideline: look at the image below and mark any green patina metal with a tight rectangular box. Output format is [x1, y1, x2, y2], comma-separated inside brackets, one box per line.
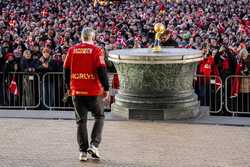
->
[115, 63, 196, 92]
[108, 48, 203, 120]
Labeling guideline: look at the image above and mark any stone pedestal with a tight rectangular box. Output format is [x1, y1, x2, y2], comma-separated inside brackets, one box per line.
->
[108, 48, 203, 120]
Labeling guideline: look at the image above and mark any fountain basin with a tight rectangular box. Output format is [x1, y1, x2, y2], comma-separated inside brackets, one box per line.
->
[108, 48, 203, 120]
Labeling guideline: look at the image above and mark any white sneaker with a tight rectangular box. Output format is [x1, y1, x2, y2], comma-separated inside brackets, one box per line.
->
[79, 152, 88, 161]
[87, 145, 101, 159]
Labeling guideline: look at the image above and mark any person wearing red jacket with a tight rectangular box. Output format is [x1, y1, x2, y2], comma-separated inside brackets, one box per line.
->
[196, 52, 214, 106]
[196, 49, 222, 111]
[64, 27, 109, 161]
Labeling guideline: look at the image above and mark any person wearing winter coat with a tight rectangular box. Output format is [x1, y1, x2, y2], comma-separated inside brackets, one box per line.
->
[20, 50, 38, 106]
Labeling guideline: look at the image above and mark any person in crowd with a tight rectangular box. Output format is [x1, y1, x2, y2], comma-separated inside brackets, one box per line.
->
[238, 49, 250, 113]
[160, 30, 178, 47]
[0, 46, 5, 105]
[196, 49, 217, 106]
[3, 53, 20, 106]
[20, 50, 37, 106]
[37, 47, 57, 107]
[64, 27, 109, 161]
[213, 46, 237, 115]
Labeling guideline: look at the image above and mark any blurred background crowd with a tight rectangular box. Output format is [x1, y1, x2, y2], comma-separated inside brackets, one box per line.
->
[0, 0, 249, 72]
[0, 0, 249, 113]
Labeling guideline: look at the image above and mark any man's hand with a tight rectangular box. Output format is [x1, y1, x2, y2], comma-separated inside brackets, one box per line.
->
[102, 91, 110, 104]
[62, 90, 70, 103]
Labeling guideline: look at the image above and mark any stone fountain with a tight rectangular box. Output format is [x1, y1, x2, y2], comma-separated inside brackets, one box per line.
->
[108, 23, 203, 120]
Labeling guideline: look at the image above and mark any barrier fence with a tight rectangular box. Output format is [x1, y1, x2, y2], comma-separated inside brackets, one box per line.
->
[225, 75, 250, 115]
[0, 72, 40, 109]
[0, 72, 249, 115]
[0, 72, 114, 111]
[194, 75, 223, 114]
[42, 72, 74, 110]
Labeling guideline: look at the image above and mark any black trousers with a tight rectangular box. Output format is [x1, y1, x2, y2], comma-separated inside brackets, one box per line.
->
[72, 96, 104, 152]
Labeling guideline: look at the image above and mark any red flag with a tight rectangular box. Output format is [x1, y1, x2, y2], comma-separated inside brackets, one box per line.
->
[41, 9, 49, 17]
[8, 75, 19, 96]
[9, 20, 16, 28]
[217, 23, 225, 33]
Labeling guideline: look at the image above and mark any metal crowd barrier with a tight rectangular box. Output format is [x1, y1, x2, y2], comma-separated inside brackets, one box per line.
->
[42, 72, 115, 110]
[194, 75, 223, 113]
[1, 71, 248, 115]
[0, 72, 114, 110]
[42, 72, 74, 110]
[225, 75, 250, 115]
[0, 72, 40, 109]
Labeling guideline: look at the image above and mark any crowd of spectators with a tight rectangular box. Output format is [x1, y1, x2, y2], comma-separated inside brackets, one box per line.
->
[0, 0, 249, 111]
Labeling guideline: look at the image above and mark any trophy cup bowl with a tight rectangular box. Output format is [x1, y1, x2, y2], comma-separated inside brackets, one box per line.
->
[98, 0, 108, 6]
[154, 23, 165, 34]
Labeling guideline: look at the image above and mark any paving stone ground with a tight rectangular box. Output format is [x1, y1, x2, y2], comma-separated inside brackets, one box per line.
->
[0, 118, 250, 167]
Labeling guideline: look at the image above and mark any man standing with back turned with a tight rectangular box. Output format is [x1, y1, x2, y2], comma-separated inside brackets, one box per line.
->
[63, 27, 109, 161]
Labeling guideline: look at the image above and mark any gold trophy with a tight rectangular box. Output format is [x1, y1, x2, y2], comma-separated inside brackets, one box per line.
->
[152, 23, 166, 52]
[98, 0, 108, 5]
[94, 0, 108, 6]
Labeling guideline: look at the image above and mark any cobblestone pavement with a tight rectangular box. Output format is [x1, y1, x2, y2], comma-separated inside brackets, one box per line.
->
[0, 119, 250, 167]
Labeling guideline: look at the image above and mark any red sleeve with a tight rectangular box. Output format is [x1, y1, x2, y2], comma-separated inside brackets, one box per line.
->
[63, 47, 72, 69]
[95, 48, 106, 68]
